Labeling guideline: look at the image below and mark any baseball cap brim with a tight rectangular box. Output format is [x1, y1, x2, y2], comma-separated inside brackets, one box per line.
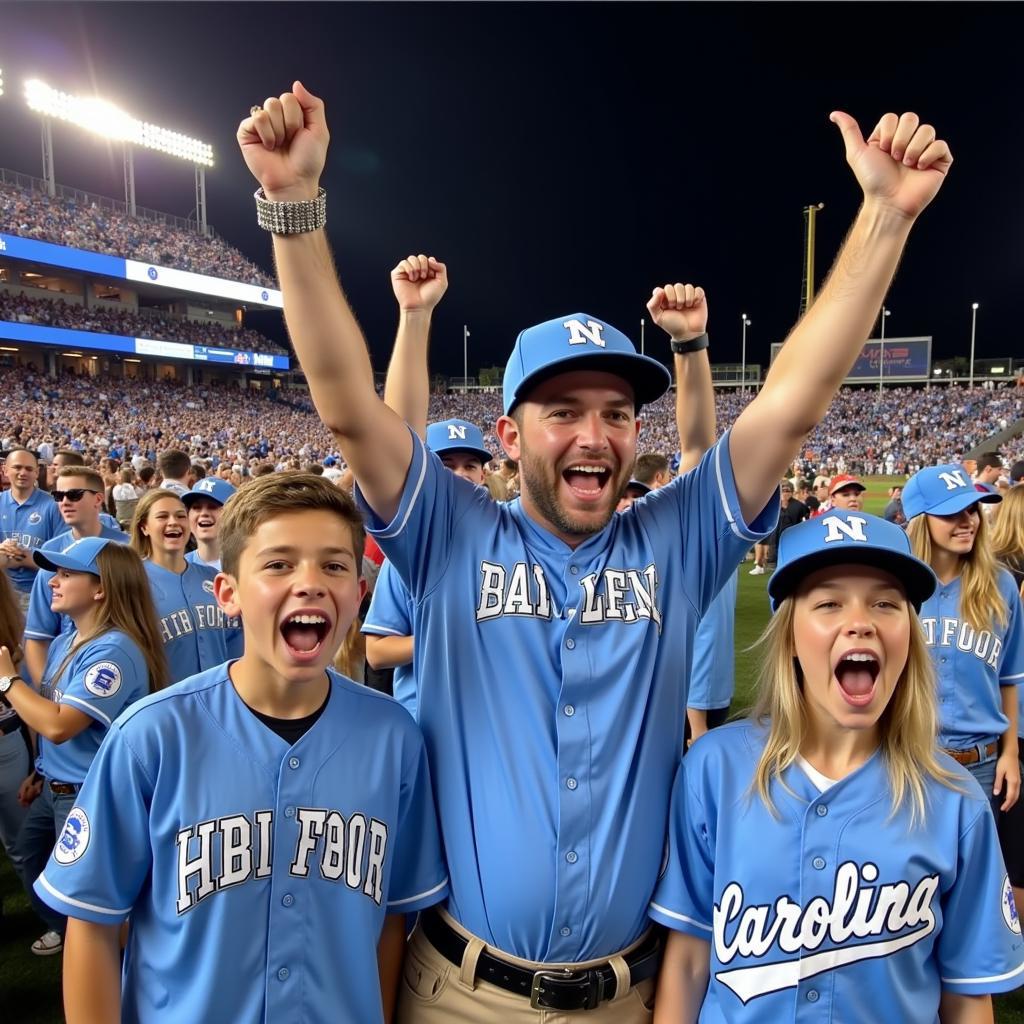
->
[506, 351, 671, 414]
[768, 547, 937, 613]
[181, 491, 226, 508]
[33, 549, 100, 575]
[909, 490, 1001, 519]
[432, 444, 492, 465]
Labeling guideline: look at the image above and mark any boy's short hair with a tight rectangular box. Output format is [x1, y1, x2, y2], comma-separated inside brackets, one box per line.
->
[219, 472, 366, 579]
[633, 453, 670, 485]
[57, 465, 104, 493]
[158, 449, 191, 479]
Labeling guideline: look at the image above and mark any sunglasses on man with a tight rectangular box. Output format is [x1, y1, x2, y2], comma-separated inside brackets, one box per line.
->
[52, 488, 100, 502]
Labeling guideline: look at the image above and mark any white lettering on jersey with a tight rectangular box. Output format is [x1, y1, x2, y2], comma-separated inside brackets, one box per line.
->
[919, 616, 1002, 669]
[821, 515, 868, 543]
[563, 319, 606, 348]
[476, 561, 552, 621]
[159, 606, 241, 644]
[713, 861, 938, 1003]
[938, 469, 968, 491]
[175, 808, 391, 913]
[579, 564, 662, 630]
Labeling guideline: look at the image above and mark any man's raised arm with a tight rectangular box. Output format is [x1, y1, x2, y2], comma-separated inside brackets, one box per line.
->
[729, 110, 953, 523]
[383, 254, 449, 438]
[238, 82, 411, 522]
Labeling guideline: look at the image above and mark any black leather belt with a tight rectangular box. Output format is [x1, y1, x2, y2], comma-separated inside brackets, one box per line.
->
[48, 780, 81, 795]
[420, 910, 662, 1011]
[0, 716, 21, 737]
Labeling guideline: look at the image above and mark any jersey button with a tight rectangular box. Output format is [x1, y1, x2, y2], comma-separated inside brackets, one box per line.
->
[807, 989, 819, 1002]
[812, 857, 826, 870]
[560, 926, 571, 937]
[565, 638, 576, 650]
[277, 967, 290, 981]
[570, 566, 579, 575]
[288, 757, 300, 769]
[566, 851, 578, 864]
[284, 806, 295, 818]
[566, 777, 578, 791]
[564, 704, 575, 717]
[815, 804, 827, 817]
[282, 894, 294, 907]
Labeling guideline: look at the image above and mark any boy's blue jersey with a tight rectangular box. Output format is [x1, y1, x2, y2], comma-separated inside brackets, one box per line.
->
[650, 720, 1024, 1022]
[361, 560, 417, 717]
[144, 560, 242, 682]
[24, 525, 130, 641]
[0, 487, 65, 592]
[36, 627, 150, 783]
[36, 666, 448, 1024]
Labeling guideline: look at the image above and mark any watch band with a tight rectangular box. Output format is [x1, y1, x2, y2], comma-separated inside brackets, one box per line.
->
[670, 332, 709, 355]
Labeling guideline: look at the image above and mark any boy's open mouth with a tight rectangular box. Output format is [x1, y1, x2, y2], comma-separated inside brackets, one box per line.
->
[280, 613, 331, 656]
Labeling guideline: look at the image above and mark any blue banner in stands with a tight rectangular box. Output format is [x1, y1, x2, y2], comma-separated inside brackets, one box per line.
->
[0, 233, 125, 278]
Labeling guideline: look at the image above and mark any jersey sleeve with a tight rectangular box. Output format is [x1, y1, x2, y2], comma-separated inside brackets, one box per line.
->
[648, 756, 715, 940]
[937, 801, 1024, 994]
[998, 574, 1024, 686]
[45, 500, 65, 541]
[24, 567, 60, 641]
[361, 561, 414, 639]
[636, 430, 779, 619]
[384, 725, 448, 913]
[34, 723, 153, 925]
[60, 638, 148, 728]
[354, 428, 482, 599]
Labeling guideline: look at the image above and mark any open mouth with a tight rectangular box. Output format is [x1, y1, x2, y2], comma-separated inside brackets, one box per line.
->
[562, 464, 612, 501]
[280, 612, 332, 660]
[834, 651, 880, 707]
[196, 519, 216, 529]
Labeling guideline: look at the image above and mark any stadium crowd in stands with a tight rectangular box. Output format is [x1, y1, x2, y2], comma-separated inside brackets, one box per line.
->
[1, 181, 275, 288]
[0, 291, 287, 356]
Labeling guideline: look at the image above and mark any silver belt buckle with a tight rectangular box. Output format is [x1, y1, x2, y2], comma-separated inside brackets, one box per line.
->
[530, 968, 602, 1011]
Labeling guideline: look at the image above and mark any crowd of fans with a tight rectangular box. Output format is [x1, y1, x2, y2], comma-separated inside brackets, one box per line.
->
[0, 291, 288, 356]
[0, 365, 1020, 477]
[1, 181, 275, 288]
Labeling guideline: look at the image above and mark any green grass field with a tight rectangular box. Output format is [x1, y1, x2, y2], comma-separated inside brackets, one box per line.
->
[3, 476, 1022, 1019]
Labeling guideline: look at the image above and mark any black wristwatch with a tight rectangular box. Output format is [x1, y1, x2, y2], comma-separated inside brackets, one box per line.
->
[0, 674, 23, 696]
[670, 332, 710, 355]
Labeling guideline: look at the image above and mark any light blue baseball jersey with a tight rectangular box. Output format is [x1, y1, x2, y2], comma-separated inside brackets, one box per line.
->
[687, 571, 738, 712]
[35, 627, 149, 784]
[356, 428, 777, 961]
[0, 487, 65, 592]
[650, 720, 1024, 1022]
[185, 549, 221, 571]
[35, 665, 448, 1024]
[919, 569, 1024, 749]
[24, 525, 130, 641]
[361, 560, 416, 717]
[143, 560, 243, 683]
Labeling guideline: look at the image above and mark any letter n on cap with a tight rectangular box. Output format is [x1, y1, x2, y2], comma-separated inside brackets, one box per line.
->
[563, 319, 606, 348]
[822, 515, 868, 543]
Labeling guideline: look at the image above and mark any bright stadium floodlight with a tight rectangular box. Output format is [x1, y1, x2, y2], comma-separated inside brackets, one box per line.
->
[0, 67, 5, 97]
[24, 79, 213, 165]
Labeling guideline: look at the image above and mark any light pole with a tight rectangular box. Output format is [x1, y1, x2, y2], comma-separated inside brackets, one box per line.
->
[877, 306, 891, 394]
[969, 302, 979, 388]
[640, 318, 645, 356]
[463, 325, 470, 393]
[740, 314, 751, 395]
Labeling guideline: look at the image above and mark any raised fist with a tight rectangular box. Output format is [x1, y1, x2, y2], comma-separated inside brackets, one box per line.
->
[647, 283, 708, 342]
[391, 255, 449, 314]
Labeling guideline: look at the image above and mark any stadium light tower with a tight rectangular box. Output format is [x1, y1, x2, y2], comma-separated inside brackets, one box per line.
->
[23, 78, 214, 232]
[740, 314, 752, 395]
[877, 305, 891, 394]
[969, 302, 979, 388]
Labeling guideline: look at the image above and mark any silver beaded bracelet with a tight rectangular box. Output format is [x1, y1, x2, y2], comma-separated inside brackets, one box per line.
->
[254, 186, 327, 235]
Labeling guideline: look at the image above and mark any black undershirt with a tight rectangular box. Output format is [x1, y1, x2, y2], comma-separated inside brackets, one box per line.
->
[247, 685, 331, 745]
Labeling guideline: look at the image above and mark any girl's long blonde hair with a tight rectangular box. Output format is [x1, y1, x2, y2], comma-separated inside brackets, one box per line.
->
[907, 511, 1007, 633]
[749, 595, 961, 827]
[991, 486, 1024, 566]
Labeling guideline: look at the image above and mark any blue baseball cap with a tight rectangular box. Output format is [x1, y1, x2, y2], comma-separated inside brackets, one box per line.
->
[182, 477, 237, 509]
[502, 313, 671, 414]
[425, 419, 491, 464]
[902, 464, 1002, 520]
[34, 536, 112, 576]
[767, 510, 936, 612]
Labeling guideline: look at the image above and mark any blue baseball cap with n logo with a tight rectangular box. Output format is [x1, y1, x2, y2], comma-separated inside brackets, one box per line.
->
[33, 536, 112, 576]
[182, 477, 237, 509]
[425, 419, 491, 464]
[767, 510, 936, 612]
[902, 463, 1002, 520]
[502, 313, 671, 414]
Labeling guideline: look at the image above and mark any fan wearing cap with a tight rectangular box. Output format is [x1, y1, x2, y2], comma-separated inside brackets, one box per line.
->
[828, 473, 867, 511]
[182, 476, 238, 572]
[651, 511, 1024, 1022]
[904, 466, 1024, 882]
[0, 537, 166, 957]
[243, 86, 954, 1018]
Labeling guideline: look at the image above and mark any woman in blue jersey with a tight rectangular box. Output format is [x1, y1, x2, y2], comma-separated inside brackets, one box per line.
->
[903, 464, 1024, 812]
[650, 512, 1023, 1023]
[130, 490, 242, 683]
[0, 537, 166, 955]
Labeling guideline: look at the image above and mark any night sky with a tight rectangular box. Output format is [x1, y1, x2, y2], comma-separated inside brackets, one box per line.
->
[1, 3, 1019, 378]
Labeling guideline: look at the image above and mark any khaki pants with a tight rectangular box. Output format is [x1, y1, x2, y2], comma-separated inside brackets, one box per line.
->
[397, 909, 656, 1023]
